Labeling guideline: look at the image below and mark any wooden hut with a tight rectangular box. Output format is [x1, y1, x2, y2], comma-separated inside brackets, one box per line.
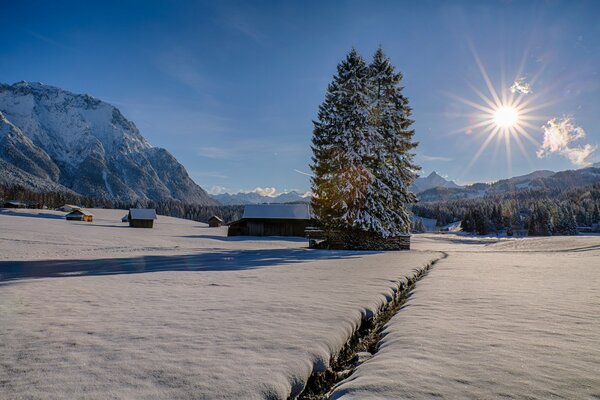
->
[3, 200, 27, 208]
[208, 215, 223, 227]
[128, 208, 157, 228]
[228, 204, 312, 237]
[65, 209, 94, 222]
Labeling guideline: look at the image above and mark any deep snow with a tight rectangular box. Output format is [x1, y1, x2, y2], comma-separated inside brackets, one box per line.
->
[0, 209, 440, 399]
[330, 234, 600, 399]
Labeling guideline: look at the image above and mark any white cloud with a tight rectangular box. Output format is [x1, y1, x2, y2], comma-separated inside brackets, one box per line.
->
[207, 185, 229, 195]
[537, 117, 597, 166]
[240, 187, 279, 197]
[563, 144, 597, 166]
[510, 78, 532, 95]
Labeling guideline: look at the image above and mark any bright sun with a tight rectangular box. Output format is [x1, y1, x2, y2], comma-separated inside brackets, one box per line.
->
[448, 47, 551, 176]
[493, 106, 519, 128]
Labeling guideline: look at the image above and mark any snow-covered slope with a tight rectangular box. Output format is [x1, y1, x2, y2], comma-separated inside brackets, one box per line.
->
[0, 81, 217, 205]
[412, 171, 461, 194]
[212, 190, 311, 205]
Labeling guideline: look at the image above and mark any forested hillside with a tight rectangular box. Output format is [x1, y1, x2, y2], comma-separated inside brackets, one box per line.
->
[412, 184, 600, 235]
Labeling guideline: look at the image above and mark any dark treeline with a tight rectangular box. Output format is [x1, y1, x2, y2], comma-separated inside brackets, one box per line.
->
[0, 184, 244, 224]
[412, 184, 600, 236]
[130, 199, 243, 225]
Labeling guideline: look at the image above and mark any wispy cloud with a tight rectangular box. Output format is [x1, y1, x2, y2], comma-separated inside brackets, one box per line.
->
[190, 170, 229, 179]
[420, 155, 454, 162]
[154, 46, 217, 95]
[293, 169, 313, 177]
[24, 29, 73, 51]
[510, 78, 532, 95]
[537, 117, 596, 166]
[196, 147, 237, 160]
[216, 5, 270, 46]
[197, 141, 305, 160]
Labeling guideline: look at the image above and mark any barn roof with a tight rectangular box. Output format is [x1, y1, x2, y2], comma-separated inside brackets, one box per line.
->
[66, 209, 93, 216]
[209, 215, 223, 222]
[129, 208, 157, 220]
[5, 200, 27, 206]
[242, 204, 312, 220]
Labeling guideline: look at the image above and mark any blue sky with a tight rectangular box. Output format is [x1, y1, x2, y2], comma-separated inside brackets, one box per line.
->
[1, 0, 599, 194]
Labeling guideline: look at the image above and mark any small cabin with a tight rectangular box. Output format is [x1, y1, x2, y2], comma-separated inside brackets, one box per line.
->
[228, 204, 313, 237]
[208, 215, 223, 227]
[3, 200, 27, 208]
[65, 209, 94, 222]
[128, 208, 157, 228]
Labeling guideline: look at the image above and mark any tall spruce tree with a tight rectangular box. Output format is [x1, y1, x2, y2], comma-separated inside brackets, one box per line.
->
[311, 48, 418, 238]
[364, 48, 419, 236]
[311, 49, 373, 232]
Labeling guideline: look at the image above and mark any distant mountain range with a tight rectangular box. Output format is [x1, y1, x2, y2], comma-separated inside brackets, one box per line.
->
[212, 165, 600, 206]
[417, 166, 600, 202]
[211, 190, 311, 205]
[0, 81, 217, 205]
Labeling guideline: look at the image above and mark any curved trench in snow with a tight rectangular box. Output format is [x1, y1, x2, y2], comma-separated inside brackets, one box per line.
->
[289, 252, 449, 400]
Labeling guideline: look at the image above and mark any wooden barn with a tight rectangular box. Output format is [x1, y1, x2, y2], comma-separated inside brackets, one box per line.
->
[65, 209, 94, 222]
[128, 208, 157, 228]
[228, 204, 313, 237]
[208, 215, 223, 227]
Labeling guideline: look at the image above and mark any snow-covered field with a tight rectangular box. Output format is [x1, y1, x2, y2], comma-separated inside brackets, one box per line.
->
[2, 209, 598, 399]
[0, 209, 440, 399]
[331, 234, 600, 399]
[0, 208, 306, 263]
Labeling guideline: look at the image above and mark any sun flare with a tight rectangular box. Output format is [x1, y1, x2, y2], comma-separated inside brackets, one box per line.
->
[493, 106, 519, 129]
[448, 47, 552, 176]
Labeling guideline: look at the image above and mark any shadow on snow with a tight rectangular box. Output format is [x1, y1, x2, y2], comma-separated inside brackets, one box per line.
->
[0, 209, 64, 220]
[0, 248, 378, 283]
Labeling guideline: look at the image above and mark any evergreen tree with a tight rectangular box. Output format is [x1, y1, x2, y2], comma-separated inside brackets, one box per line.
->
[311, 48, 418, 238]
[364, 48, 418, 235]
[311, 49, 372, 233]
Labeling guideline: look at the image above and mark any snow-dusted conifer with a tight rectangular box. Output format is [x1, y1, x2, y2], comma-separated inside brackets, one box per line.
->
[311, 49, 373, 232]
[311, 48, 419, 239]
[364, 48, 418, 236]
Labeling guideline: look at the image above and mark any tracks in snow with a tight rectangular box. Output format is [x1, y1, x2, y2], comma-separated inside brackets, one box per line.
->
[292, 252, 449, 400]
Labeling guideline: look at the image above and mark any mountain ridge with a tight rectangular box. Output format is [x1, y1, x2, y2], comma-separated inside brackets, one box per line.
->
[0, 81, 217, 205]
[417, 166, 600, 202]
[211, 190, 311, 205]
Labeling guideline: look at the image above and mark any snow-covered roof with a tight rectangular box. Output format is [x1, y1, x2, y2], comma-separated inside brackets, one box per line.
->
[66, 209, 93, 216]
[242, 204, 312, 220]
[5, 200, 27, 206]
[129, 208, 157, 220]
[209, 215, 223, 222]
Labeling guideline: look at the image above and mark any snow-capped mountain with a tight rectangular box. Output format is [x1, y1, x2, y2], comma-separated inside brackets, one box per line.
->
[412, 171, 461, 194]
[0, 81, 217, 205]
[211, 190, 311, 205]
[417, 167, 600, 202]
